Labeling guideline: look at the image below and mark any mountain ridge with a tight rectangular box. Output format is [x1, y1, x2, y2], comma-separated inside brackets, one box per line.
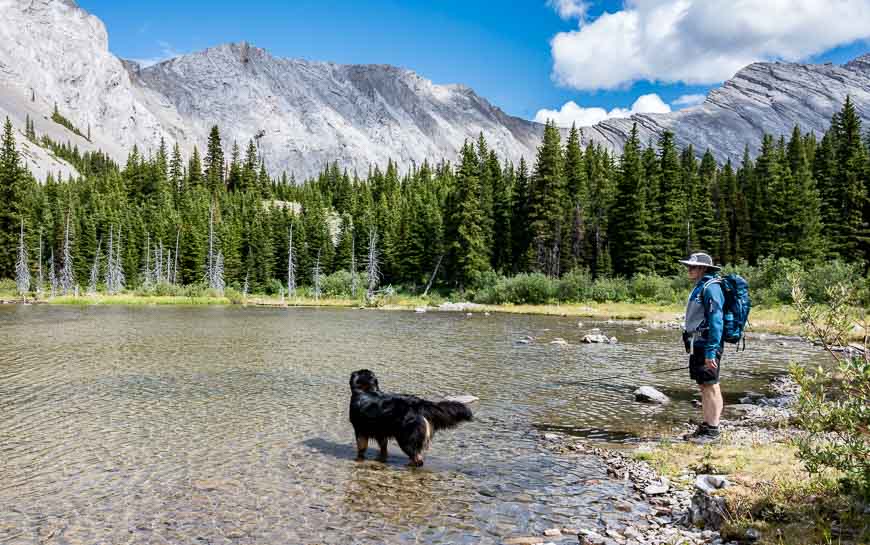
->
[1, 0, 869, 181]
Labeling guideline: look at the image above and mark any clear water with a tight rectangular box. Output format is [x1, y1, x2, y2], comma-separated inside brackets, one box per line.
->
[0, 305, 824, 544]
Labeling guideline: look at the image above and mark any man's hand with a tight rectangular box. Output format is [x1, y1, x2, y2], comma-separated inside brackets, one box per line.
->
[705, 358, 718, 370]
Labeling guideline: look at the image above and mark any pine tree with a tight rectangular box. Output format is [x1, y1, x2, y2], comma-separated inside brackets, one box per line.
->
[784, 126, 825, 261]
[447, 141, 489, 287]
[586, 144, 615, 277]
[204, 126, 224, 193]
[511, 158, 531, 274]
[169, 142, 184, 196]
[528, 121, 566, 277]
[492, 160, 515, 273]
[242, 139, 258, 193]
[1, 117, 26, 279]
[735, 146, 756, 263]
[562, 124, 588, 273]
[609, 124, 654, 275]
[226, 141, 242, 192]
[753, 135, 783, 260]
[830, 97, 869, 262]
[657, 131, 685, 271]
[188, 146, 203, 189]
[692, 149, 718, 256]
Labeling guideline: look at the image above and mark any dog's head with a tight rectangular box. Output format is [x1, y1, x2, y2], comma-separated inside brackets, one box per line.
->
[349, 369, 380, 393]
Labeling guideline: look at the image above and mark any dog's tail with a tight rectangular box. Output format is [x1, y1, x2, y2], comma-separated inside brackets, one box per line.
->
[420, 400, 473, 431]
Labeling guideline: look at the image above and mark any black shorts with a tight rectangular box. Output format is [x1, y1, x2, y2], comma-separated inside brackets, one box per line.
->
[689, 344, 722, 385]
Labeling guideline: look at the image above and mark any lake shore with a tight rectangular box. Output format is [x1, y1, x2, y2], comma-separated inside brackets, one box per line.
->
[531, 375, 868, 545]
[1, 290, 817, 338]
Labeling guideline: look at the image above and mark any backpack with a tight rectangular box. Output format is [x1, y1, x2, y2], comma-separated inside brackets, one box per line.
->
[718, 274, 751, 349]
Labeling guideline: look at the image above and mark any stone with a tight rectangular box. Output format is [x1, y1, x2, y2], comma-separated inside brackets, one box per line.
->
[609, 337, 618, 344]
[695, 475, 731, 494]
[414, 307, 427, 313]
[644, 482, 669, 495]
[444, 395, 478, 404]
[550, 338, 569, 346]
[543, 528, 561, 536]
[635, 328, 649, 333]
[724, 403, 757, 417]
[578, 531, 607, 545]
[634, 386, 670, 404]
[583, 334, 611, 343]
[615, 502, 633, 512]
[745, 528, 761, 542]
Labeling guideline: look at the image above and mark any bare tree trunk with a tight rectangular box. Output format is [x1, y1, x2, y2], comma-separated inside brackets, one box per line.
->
[16, 219, 30, 296]
[423, 254, 444, 297]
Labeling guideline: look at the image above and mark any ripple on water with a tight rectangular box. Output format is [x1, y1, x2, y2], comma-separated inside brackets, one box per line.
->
[0, 305, 826, 544]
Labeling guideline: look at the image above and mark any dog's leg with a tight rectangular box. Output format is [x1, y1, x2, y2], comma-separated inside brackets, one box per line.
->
[398, 416, 428, 467]
[355, 434, 369, 461]
[376, 438, 388, 462]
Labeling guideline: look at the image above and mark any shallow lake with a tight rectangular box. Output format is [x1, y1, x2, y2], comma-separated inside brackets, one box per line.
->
[0, 305, 825, 544]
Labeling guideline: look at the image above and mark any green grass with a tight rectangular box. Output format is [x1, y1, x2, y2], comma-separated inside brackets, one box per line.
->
[633, 436, 869, 545]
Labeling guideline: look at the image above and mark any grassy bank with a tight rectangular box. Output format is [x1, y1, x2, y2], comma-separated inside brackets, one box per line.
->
[633, 434, 869, 545]
[3, 289, 860, 339]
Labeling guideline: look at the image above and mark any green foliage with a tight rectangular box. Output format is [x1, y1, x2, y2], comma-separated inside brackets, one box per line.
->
[321, 270, 364, 298]
[590, 276, 631, 303]
[472, 272, 558, 305]
[790, 277, 870, 501]
[1, 99, 868, 300]
[630, 273, 678, 304]
[557, 267, 593, 302]
[51, 103, 88, 141]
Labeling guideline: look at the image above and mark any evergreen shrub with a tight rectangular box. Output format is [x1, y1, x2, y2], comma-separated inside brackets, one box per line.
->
[321, 271, 364, 298]
[630, 273, 677, 303]
[557, 267, 593, 302]
[590, 277, 631, 303]
[264, 278, 284, 296]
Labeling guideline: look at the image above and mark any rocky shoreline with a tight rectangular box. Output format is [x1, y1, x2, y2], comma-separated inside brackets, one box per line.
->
[511, 376, 804, 545]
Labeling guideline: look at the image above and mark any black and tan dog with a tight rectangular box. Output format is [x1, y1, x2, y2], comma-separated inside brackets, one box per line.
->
[348, 369, 473, 466]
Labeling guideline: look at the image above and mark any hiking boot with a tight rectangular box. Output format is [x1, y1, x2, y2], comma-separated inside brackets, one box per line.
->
[687, 426, 721, 444]
[682, 422, 710, 441]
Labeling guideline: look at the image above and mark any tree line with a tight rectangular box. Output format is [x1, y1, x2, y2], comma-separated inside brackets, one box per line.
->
[0, 98, 867, 296]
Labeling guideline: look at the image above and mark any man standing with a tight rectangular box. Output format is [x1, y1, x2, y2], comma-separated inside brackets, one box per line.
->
[680, 252, 724, 443]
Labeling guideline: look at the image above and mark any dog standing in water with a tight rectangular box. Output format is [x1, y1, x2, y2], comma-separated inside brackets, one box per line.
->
[348, 369, 473, 466]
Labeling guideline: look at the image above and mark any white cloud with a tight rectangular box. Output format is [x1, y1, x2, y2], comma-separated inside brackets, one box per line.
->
[672, 93, 706, 107]
[129, 40, 183, 68]
[535, 93, 671, 127]
[550, 0, 870, 90]
[548, 0, 589, 20]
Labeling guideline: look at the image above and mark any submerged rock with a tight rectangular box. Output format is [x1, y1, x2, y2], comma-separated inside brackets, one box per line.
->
[550, 338, 569, 346]
[634, 386, 670, 404]
[444, 395, 479, 404]
[583, 334, 611, 344]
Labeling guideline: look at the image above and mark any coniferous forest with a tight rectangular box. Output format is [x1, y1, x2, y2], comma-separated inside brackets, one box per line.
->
[0, 98, 868, 301]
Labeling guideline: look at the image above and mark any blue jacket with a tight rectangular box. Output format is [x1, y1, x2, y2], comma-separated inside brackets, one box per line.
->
[690, 274, 725, 359]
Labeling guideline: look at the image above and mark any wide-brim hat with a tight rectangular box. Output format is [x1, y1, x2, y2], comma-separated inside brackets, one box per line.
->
[678, 252, 722, 270]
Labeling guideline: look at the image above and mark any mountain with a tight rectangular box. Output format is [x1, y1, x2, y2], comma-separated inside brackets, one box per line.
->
[579, 55, 870, 162]
[1, 0, 869, 182]
[0, 0, 543, 181]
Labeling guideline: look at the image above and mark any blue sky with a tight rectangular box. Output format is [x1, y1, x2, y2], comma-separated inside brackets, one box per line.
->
[78, 0, 870, 124]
